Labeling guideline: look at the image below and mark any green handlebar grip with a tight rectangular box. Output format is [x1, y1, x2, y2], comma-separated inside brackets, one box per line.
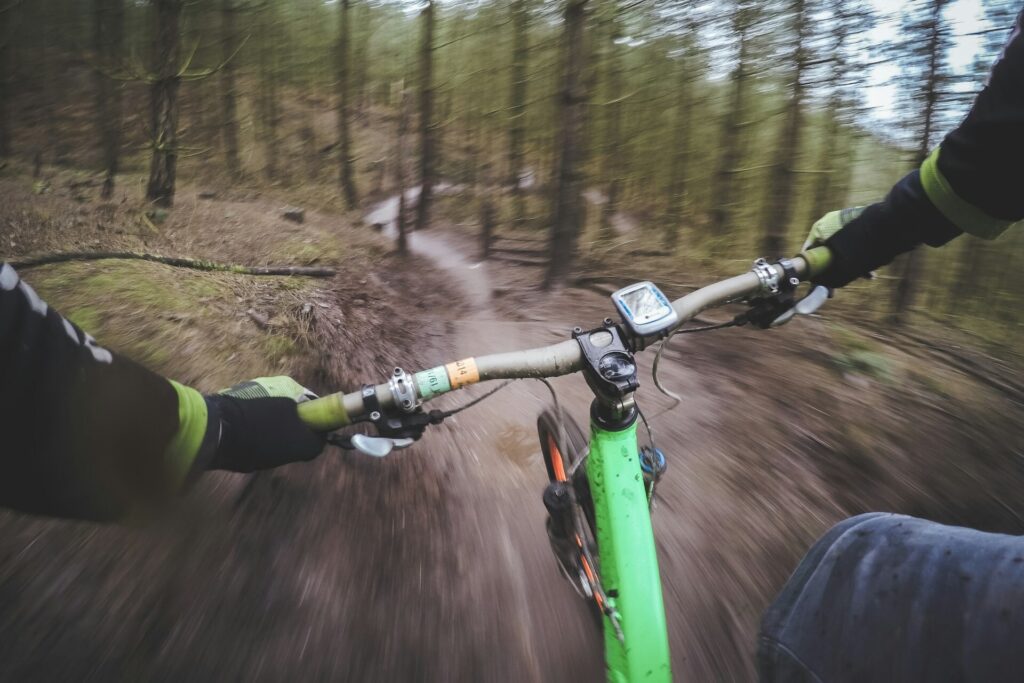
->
[297, 393, 350, 432]
[800, 245, 832, 278]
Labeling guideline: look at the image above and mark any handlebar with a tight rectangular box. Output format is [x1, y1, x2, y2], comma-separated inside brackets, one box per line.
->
[297, 248, 831, 432]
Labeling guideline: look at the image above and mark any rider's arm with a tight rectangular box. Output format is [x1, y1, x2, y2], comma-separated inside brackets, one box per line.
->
[0, 262, 324, 521]
[811, 11, 1024, 288]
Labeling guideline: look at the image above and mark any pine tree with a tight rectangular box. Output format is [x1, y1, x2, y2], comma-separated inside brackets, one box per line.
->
[337, 0, 359, 208]
[544, 0, 589, 289]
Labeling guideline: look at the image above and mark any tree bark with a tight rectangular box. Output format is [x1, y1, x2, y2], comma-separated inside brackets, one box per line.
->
[415, 0, 436, 231]
[809, 1, 867, 225]
[337, 0, 359, 208]
[600, 1, 624, 244]
[664, 40, 694, 252]
[396, 90, 409, 255]
[146, 0, 183, 208]
[257, 4, 279, 181]
[544, 0, 589, 290]
[809, 107, 842, 222]
[219, 0, 241, 179]
[891, 0, 947, 324]
[93, 0, 124, 199]
[0, 2, 16, 158]
[507, 0, 529, 223]
[761, 0, 808, 258]
[708, 0, 754, 247]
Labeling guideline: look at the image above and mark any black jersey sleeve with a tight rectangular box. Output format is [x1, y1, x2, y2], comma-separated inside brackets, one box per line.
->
[818, 11, 1024, 288]
[0, 262, 207, 520]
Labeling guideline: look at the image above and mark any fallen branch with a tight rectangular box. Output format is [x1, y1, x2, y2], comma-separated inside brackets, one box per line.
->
[8, 251, 336, 277]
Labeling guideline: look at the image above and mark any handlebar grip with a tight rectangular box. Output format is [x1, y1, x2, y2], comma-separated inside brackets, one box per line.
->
[799, 246, 832, 279]
[297, 393, 351, 431]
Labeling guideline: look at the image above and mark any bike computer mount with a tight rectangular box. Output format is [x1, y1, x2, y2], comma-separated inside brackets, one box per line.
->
[611, 281, 678, 339]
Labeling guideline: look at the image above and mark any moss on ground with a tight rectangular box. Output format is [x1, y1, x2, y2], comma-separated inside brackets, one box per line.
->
[268, 230, 344, 266]
[27, 260, 317, 392]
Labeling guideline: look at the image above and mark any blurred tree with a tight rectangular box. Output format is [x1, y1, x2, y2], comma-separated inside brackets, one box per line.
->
[664, 27, 699, 252]
[508, 0, 530, 223]
[396, 88, 410, 254]
[761, 0, 810, 257]
[255, 1, 280, 180]
[544, 0, 589, 289]
[93, 0, 124, 199]
[40, 0, 69, 169]
[218, 0, 241, 179]
[0, 0, 19, 159]
[708, 0, 759, 248]
[415, 0, 436, 231]
[890, 0, 951, 324]
[146, 0, 183, 207]
[352, 3, 372, 112]
[599, 0, 624, 244]
[337, 0, 359, 208]
[808, 0, 874, 225]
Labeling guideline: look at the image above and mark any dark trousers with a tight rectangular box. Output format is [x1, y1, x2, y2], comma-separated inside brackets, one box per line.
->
[759, 513, 1024, 682]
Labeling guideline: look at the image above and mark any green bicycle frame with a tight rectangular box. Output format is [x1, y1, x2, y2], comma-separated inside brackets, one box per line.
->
[588, 418, 671, 682]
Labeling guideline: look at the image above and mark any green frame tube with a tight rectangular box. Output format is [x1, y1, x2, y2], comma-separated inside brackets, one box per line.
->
[588, 419, 671, 682]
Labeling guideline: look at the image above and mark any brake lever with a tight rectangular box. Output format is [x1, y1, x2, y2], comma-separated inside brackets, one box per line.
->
[795, 285, 830, 315]
[740, 284, 832, 329]
[767, 285, 831, 327]
[350, 434, 416, 458]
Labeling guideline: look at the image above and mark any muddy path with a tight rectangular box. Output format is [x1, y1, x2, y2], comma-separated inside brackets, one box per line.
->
[1, 185, 1022, 682]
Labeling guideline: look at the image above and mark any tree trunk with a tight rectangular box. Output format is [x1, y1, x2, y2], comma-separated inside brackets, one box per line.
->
[146, 0, 183, 208]
[809, 106, 842, 222]
[544, 0, 589, 290]
[415, 0, 436, 231]
[219, 0, 241, 179]
[600, 2, 624, 244]
[396, 90, 409, 254]
[809, 5, 856, 226]
[664, 41, 694, 252]
[890, 0, 946, 325]
[508, 0, 529, 224]
[708, 2, 753, 247]
[337, 0, 359, 208]
[257, 4, 279, 181]
[93, 0, 124, 199]
[41, 8, 68, 168]
[0, 2, 17, 158]
[352, 3, 371, 113]
[761, 0, 808, 258]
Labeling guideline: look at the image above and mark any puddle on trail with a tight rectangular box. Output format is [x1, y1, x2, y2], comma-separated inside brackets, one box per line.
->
[493, 422, 539, 468]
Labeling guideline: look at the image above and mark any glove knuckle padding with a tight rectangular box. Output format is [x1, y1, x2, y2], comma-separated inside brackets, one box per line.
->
[208, 396, 325, 473]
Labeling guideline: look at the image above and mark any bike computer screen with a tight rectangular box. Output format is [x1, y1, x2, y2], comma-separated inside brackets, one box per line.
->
[611, 281, 678, 337]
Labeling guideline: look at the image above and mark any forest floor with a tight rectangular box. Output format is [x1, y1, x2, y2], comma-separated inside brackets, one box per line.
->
[1, 163, 1023, 681]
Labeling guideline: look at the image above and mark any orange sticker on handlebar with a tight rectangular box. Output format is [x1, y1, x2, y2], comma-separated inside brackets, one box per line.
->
[445, 358, 480, 389]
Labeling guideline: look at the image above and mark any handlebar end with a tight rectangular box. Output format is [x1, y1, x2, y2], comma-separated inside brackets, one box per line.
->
[799, 246, 833, 279]
[298, 393, 350, 432]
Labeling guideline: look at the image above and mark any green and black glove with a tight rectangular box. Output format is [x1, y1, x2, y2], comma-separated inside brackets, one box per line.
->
[168, 376, 326, 477]
[205, 376, 326, 473]
[802, 207, 866, 253]
[800, 171, 963, 290]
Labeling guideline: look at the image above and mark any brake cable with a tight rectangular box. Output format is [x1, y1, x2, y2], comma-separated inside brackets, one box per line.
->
[440, 380, 513, 418]
[651, 319, 738, 410]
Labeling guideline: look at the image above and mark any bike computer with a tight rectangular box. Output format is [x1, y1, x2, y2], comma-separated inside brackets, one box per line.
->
[611, 281, 678, 337]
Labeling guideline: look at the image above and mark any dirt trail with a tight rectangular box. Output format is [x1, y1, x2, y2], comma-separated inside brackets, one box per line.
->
[352, 197, 1024, 680]
[2, 182, 1021, 682]
[353, 194, 793, 680]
